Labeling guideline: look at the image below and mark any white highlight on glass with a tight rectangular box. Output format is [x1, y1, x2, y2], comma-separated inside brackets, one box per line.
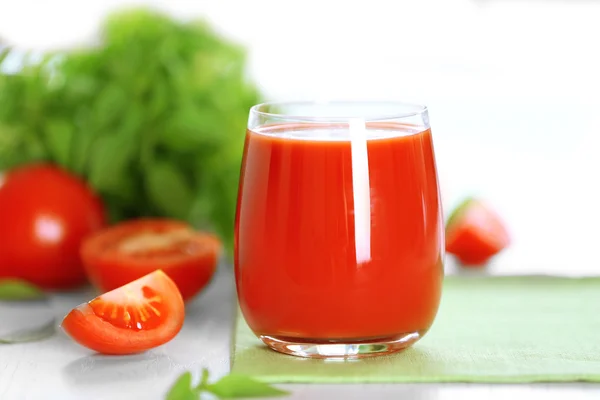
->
[349, 118, 372, 264]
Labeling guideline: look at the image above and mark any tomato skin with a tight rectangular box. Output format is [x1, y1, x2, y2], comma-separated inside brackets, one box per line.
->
[446, 226, 506, 266]
[0, 164, 106, 289]
[81, 219, 221, 301]
[61, 270, 185, 355]
[445, 200, 510, 267]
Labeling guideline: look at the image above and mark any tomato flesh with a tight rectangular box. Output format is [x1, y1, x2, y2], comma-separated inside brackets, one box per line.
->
[89, 284, 166, 331]
[61, 270, 184, 355]
[445, 200, 510, 266]
[81, 219, 221, 301]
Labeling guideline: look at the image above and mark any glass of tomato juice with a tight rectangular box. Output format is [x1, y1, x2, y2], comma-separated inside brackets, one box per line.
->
[234, 101, 444, 358]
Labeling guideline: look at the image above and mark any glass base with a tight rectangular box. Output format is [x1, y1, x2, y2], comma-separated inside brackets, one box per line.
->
[259, 330, 426, 359]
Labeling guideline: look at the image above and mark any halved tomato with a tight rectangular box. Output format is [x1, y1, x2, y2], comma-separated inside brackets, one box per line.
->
[61, 270, 184, 355]
[445, 198, 511, 267]
[80, 219, 221, 301]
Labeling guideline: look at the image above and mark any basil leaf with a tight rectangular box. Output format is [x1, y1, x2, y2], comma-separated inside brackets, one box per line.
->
[88, 133, 136, 200]
[166, 372, 199, 400]
[69, 126, 97, 176]
[206, 375, 289, 398]
[145, 160, 194, 220]
[200, 368, 210, 387]
[91, 84, 128, 129]
[0, 279, 45, 301]
[45, 118, 73, 166]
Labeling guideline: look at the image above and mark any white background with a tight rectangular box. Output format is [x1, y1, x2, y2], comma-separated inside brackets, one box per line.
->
[1, 0, 600, 274]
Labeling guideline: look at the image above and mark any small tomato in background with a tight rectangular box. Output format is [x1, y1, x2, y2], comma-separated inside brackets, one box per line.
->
[445, 198, 511, 267]
[0, 164, 106, 289]
[81, 219, 221, 301]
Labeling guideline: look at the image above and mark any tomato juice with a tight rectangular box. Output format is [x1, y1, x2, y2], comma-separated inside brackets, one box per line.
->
[235, 122, 443, 344]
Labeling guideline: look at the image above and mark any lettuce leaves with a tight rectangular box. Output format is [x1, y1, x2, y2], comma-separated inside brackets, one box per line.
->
[0, 8, 261, 252]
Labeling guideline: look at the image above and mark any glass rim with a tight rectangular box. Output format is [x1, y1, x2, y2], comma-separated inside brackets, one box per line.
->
[249, 100, 428, 123]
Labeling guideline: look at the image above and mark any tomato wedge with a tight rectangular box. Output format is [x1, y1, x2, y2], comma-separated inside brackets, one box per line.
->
[61, 270, 184, 354]
[80, 219, 221, 301]
[445, 198, 510, 267]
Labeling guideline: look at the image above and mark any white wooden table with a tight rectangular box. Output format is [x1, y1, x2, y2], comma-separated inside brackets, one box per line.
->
[1, 263, 599, 400]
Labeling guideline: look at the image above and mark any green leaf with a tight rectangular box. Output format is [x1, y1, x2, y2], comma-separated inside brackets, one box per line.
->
[200, 368, 210, 387]
[44, 119, 73, 165]
[0, 279, 45, 301]
[166, 372, 199, 400]
[20, 132, 48, 164]
[206, 375, 289, 398]
[446, 197, 476, 229]
[158, 106, 222, 153]
[0, 124, 23, 169]
[88, 133, 136, 200]
[69, 127, 97, 175]
[166, 369, 289, 400]
[145, 160, 194, 220]
[91, 84, 128, 128]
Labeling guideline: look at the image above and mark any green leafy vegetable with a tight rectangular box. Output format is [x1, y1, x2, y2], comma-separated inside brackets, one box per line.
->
[166, 372, 197, 400]
[166, 368, 289, 400]
[0, 279, 45, 301]
[0, 8, 261, 252]
[145, 160, 195, 221]
[206, 374, 290, 398]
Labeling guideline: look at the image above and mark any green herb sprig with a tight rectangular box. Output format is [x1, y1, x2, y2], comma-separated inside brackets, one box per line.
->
[0, 279, 45, 301]
[167, 369, 289, 399]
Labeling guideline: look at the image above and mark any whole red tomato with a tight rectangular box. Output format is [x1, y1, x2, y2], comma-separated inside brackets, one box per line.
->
[0, 164, 106, 289]
[445, 198, 510, 267]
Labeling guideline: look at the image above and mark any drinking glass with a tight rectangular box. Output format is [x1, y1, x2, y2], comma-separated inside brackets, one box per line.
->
[235, 101, 444, 358]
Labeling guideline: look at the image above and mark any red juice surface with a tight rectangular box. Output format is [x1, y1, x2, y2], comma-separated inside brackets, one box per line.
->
[235, 123, 444, 340]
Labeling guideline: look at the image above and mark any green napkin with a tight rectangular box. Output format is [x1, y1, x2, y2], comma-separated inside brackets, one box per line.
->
[232, 276, 600, 383]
